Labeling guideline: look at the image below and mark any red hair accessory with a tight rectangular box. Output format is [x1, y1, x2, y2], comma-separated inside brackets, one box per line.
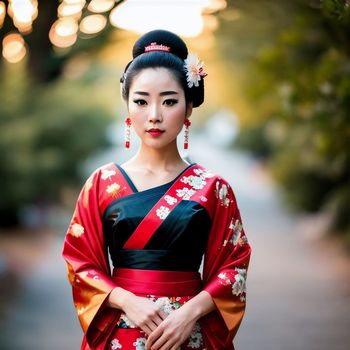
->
[144, 42, 170, 53]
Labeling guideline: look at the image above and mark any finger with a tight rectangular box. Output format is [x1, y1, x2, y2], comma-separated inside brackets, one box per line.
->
[146, 324, 164, 349]
[151, 333, 171, 350]
[146, 319, 160, 333]
[158, 309, 168, 320]
[153, 313, 165, 326]
[140, 323, 153, 336]
[160, 340, 179, 350]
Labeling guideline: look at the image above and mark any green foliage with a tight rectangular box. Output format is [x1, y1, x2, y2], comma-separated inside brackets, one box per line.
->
[0, 61, 112, 226]
[238, 0, 350, 234]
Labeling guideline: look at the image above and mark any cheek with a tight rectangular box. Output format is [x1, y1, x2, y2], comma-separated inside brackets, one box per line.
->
[127, 100, 137, 115]
[128, 103, 143, 123]
[168, 105, 187, 126]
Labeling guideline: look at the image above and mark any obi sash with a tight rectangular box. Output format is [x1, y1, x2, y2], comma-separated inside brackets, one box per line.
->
[112, 268, 202, 296]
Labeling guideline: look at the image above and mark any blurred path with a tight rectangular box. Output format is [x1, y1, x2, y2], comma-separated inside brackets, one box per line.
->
[1, 131, 349, 349]
[189, 132, 350, 350]
[0, 231, 81, 349]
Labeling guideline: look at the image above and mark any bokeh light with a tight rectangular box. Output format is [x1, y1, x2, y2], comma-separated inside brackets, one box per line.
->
[88, 0, 115, 13]
[58, 1, 84, 17]
[7, 0, 38, 33]
[2, 32, 27, 63]
[109, 0, 225, 37]
[79, 14, 107, 35]
[0, 1, 6, 28]
[49, 17, 78, 48]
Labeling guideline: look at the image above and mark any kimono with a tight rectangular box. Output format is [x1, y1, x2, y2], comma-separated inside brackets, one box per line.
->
[62, 161, 251, 350]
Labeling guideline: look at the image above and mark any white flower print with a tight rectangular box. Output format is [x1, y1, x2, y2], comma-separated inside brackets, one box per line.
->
[199, 195, 208, 202]
[176, 187, 196, 200]
[215, 180, 230, 207]
[218, 272, 231, 285]
[229, 219, 243, 246]
[164, 195, 178, 205]
[106, 182, 121, 197]
[70, 223, 84, 237]
[232, 268, 247, 301]
[156, 206, 170, 220]
[187, 322, 203, 348]
[133, 337, 147, 350]
[152, 296, 181, 315]
[111, 338, 122, 349]
[181, 175, 206, 189]
[101, 169, 116, 180]
[193, 168, 214, 179]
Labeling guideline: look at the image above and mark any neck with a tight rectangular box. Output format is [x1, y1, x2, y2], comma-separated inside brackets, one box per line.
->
[131, 139, 188, 172]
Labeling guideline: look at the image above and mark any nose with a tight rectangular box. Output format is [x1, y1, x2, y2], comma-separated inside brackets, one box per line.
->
[148, 103, 163, 123]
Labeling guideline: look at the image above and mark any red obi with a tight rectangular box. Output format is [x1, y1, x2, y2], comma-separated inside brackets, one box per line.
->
[112, 268, 202, 296]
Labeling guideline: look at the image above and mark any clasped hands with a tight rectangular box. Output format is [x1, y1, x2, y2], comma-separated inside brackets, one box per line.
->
[122, 294, 198, 350]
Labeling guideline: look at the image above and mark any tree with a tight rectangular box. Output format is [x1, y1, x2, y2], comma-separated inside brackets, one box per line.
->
[237, 0, 350, 234]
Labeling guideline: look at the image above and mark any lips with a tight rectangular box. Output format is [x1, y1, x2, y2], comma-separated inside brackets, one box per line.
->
[147, 128, 165, 137]
[147, 128, 165, 133]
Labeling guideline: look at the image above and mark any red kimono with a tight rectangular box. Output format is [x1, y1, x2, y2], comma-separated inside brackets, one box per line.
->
[62, 162, 251, 350]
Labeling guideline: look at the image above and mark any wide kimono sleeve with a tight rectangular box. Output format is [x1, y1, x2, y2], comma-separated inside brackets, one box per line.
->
[62, 167, 121, 348]
[201, 177, 251, 350]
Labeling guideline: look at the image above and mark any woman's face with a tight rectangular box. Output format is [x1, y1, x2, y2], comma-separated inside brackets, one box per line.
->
[127, 67, 192, 150]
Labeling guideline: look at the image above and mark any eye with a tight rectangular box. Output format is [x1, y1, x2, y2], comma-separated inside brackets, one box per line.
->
[163, 99, 178, 106]
[133, 99, 147, 106]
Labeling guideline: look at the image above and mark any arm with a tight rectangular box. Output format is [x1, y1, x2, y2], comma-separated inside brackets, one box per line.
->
[179, 290, 216, 319]
[62, 168, 120, 347]
[202, 179, 251, 348]
[63, 165, 173, 346]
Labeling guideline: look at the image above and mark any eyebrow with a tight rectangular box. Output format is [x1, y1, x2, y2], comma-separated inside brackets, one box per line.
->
[133, 91, 179, 96]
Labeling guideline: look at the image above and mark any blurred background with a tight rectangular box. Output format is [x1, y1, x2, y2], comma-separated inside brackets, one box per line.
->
[0, 0, 349, 349]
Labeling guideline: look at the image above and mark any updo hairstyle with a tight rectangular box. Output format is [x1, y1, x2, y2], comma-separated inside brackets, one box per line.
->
[120, 29, 204, 108]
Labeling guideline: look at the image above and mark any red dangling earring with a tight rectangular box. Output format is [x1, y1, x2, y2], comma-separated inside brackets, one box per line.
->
[184, 118, 191, 150]
[125, 116, 131, 149]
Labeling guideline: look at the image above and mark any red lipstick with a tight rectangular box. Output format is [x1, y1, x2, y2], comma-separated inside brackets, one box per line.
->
[147, 128, 165, 137]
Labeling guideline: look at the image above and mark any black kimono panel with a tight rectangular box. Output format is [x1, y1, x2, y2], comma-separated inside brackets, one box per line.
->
[103, 164, 212, 271]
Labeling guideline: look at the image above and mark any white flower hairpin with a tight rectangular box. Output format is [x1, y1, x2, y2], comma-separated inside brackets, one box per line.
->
[184, 53, 208, 88]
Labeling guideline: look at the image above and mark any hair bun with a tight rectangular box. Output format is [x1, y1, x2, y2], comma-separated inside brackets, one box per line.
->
[132, 29, 188, 60]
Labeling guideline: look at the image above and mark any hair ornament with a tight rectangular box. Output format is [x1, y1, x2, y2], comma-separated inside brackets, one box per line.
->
[184, 53, 207, 88]
[144, 42, 171, 53]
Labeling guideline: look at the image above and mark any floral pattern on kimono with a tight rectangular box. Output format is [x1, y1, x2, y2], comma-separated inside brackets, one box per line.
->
[200, 177, 251, 349]
[188, 322, 204, 349]
[133, 337, 147, 350]
[110, 338, 122, 349]
[62, 162, 251, 350]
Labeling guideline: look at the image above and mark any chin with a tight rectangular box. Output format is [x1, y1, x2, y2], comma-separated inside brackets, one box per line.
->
[143, 139, 175, 150]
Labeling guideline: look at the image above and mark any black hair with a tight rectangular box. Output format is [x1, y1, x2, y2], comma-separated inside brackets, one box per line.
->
[120, 29, 205, 108]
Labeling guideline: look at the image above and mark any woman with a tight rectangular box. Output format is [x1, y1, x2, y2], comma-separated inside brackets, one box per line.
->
[62, 29, 251, 350]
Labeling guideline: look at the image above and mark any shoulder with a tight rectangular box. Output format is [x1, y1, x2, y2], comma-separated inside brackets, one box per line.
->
[192, 163, 237, 207]
[193, 163, 233, 189]
[83, 162, 118, 182]
[82, 162, 131, 215]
